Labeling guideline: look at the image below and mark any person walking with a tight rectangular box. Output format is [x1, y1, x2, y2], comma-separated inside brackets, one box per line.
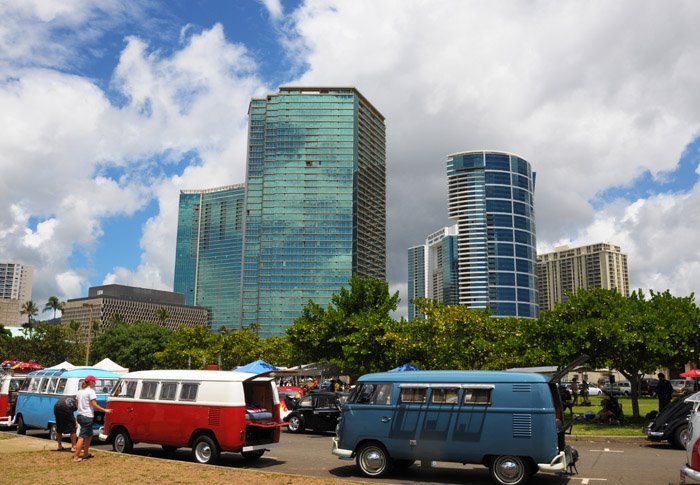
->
[580, 379, 590, 406]
[53, 395, 78, 451]
[657, 373, 673, 412]
[72, 375, 112, 463]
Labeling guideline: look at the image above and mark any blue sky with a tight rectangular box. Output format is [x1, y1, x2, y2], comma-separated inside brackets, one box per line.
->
[1, 0, 699, 317]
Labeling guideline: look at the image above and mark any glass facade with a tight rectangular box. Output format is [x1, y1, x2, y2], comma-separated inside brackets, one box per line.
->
[447, 151, 538, 318]
[407, 225, 459, 321]
[173, 184, 246, 331]
[241, 88, 386, 337]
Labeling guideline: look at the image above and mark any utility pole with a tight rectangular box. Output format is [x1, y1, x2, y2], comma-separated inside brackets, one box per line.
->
[82, 303, 97, 366]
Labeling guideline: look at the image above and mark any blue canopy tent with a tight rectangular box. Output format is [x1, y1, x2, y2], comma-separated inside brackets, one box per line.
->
[389, 363, 420, 372]
[236, 359, 279, 374]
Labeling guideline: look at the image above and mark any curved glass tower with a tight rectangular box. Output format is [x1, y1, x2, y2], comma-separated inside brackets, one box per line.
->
[447, 150, 538, 318]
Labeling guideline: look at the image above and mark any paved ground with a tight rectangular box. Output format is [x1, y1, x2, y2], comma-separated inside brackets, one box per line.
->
[5, 429, 686, 484]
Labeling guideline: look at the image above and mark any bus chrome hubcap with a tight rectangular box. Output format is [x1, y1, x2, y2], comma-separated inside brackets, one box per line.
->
[497, 458, 522, 480]
[115, 435, 125, 451]
[196, 442, 211, 461]
[362, 449, 385, 473]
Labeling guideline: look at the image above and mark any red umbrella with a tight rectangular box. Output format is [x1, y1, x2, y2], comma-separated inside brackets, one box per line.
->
[680, 369, 700, 378]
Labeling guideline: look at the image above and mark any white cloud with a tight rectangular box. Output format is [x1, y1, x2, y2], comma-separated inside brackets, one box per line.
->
[258, 0, 284, 21]
[286, 0, 700, 314]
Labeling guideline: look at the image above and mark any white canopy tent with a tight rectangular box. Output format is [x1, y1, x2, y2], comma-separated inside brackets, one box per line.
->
[46, 361, 76, 371]
[92, 358, 129, 375]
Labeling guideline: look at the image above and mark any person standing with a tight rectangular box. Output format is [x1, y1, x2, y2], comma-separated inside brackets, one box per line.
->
[657, 373, 673, 412]
[580, 379, 590, 405]
[570, 376, 580, 405]
[53, 395, 78, 451]
[72, 375, 112, 463]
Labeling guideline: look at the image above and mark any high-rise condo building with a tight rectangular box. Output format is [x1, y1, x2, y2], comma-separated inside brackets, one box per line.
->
[173, 184, 246, 330]
[0, 262, 33, 326]
[241, 87, 386, 337]
[537, 242, 630, 311]
[447, 150, 538, 318]
[407, 225, 459, 320]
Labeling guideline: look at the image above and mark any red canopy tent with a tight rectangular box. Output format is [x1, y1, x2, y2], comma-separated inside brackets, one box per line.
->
[680, 369, 700, 378]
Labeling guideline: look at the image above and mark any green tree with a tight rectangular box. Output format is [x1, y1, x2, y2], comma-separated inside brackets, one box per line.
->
[91, 322, 172, 371]
[20, 300, 39, 327]
[43, 296, 64, 319]
[287, 274, 401, 378]
[543, 288, 700, 418]
[10, 323, 81, 367]
[156, 325, 219, 369]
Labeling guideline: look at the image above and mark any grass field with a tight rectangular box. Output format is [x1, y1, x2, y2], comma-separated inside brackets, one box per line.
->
[568, 395, 659, 436]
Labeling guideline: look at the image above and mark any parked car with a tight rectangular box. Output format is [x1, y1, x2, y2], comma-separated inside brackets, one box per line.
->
[587, 383, 603, 396]
[680, 392, 700, 482]
[672, 379, 698, 397]
[604, 381, 632, 396]
[645, 392, 694, 449]
[284, 391, 343, 433]
[640, 378, 659, 397]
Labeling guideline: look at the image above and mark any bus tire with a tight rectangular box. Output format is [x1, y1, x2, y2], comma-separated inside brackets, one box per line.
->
[356, 442, 392, 478]
[49, 423, 57, 442]
[16, 414, 26, 435]
[489, 455, 530, 485]
[112, 429, 134, 454]
[192, 435, 219, 465]
[241, 449, 265, 461]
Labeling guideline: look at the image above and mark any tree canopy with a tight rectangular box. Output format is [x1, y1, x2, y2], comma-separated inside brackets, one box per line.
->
[91, 321, 173, 371]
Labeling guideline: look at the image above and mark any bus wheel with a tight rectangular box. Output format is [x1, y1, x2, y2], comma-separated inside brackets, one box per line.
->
[287, 415, 305, 433]
[192, 435, 220, 465]
[241, 450, 265, 461]
[489, 455, 530, 485]
[112, 429, 134, 454]
[16, 415, 26, 435]
[49, 424, 57, 442]
[356, 442, 391, 478]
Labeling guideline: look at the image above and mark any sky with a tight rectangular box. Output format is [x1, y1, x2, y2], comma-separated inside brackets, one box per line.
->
[1, 0, 700, 319]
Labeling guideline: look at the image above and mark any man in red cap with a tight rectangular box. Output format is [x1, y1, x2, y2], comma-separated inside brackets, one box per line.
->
[72, 375, 112, 463]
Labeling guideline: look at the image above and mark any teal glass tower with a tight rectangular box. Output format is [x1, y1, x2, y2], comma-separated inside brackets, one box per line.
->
[173, 184, 246, 331]
[242, 87, 386, 337]
[447, 150, 538, 318]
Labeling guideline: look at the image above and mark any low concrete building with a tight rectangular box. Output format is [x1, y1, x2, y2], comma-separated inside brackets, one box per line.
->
[61, 284, 209, 341]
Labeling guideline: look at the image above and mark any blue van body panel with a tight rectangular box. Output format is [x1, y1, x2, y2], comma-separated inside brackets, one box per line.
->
[15, 367, 119, 431]
[338, 370, 561, 465]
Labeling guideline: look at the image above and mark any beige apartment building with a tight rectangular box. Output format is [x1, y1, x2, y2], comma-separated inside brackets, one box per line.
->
[537, 242, 629, 312]
[61, 284, 209, 342]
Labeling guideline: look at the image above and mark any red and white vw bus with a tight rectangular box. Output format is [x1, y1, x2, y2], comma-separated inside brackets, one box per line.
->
[99, 370, 285, 464]
[0, 372, 28, 428]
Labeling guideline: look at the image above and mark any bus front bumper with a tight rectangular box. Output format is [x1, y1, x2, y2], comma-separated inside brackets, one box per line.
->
[98, 427, 108, 441]
[331, 436, 353, 459]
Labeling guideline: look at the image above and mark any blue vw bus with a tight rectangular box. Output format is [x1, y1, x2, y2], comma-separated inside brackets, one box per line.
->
[14, 367, 119, 439]
[333, 370, 577, 485]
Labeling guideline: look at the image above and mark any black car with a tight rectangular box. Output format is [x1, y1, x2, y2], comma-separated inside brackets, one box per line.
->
[283, 391, 343, 433]
[645, 391, 694, 448]
[640, 378, 659, 397]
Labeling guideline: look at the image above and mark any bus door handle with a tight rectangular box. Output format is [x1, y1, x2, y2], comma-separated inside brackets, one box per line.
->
[381, 416, 391, 423]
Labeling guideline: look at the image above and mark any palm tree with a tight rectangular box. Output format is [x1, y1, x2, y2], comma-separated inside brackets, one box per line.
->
[20, 300, 39, 327]
[154, 307, 171, 326]
[43, 296, 64, 320]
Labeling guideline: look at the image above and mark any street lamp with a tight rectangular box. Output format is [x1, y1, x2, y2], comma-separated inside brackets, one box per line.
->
[82, 303, 98, 366]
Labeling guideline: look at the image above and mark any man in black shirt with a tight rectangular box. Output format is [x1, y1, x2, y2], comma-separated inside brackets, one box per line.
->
[657, 373, 673, 412]
[53, 395, 78, 451]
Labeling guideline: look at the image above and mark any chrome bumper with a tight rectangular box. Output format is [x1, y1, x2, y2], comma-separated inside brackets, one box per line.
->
[98, 427, 108, 441]
[242, 442, 280, 452]
[537, 450, 568, 473]
[331, 436, 353, 459]
[681, 464, 700, 483]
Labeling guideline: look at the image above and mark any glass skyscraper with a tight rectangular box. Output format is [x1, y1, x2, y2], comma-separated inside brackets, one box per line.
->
[407, 225, 459, 321]
[241, 87, 386, 337]
[447, 150, 538, 318]
[173, 184, 246, 331]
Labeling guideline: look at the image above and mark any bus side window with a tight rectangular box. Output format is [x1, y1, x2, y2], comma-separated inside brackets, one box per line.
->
[29, 378, 40, 393]
[179, 383, 199, 402]
[159, 382, 178, 400]
[56, 379, 67, 394]
[432, 387, 460, 404]
[140, 381, 158, 400]
[463, 387, 493, 405]
[20, 378, 31, 392]
[400, 386, 427, 404]
[354, 384, 393, 405]
[46, 378, 58, 394]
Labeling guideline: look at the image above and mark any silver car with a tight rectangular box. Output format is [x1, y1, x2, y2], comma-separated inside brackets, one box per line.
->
[680, 392, 700, 482]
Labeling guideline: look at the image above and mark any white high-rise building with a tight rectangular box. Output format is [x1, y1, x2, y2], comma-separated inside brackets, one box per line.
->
[0, 262, 34, 326]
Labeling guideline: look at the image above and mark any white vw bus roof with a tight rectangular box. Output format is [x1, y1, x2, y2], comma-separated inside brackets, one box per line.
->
[118, 369, 273, 382]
